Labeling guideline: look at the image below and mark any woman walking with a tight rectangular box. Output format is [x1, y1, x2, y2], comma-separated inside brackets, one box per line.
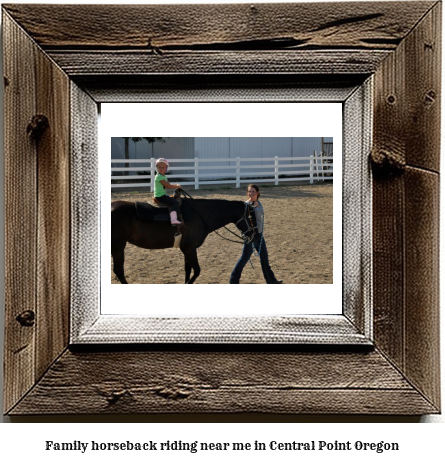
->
[229, 184, 283, 284]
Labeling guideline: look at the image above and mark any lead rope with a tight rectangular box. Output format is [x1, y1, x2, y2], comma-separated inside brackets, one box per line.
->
[249, 201, 265, 269]
[178, 188, 248, 245]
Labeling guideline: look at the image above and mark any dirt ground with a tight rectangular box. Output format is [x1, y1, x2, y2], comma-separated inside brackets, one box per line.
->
[111, 182, 333, 284]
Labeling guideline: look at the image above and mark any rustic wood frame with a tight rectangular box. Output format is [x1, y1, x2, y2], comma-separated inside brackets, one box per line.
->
[73, 84, 372, 346]
[2, 2, 441, 415]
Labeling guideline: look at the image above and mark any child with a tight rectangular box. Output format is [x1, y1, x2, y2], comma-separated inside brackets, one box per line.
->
[154, 158, 182, 225]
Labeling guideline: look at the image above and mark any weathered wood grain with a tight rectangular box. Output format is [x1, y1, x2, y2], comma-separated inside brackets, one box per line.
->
[74, 74, 366, 103]
[404, 2, 441, 172]
[404, 168, 440, 408]
[3, 13, 38, 414]
[372, 1, 441, 172]
[372, 2, 441, 411]
[8, 349, 438, 415]
[2, 2, 436, 50]
[34, 38, 71, 382]
[373, 170, 440, 412]
[372, 16, 407, 371]
[70, 83, 100, 339]
[47, 50, 390, 76]
[342, 80, 373, 336]
[372, 175, 405, 369]
[3, 10, 71, 413]
[3, 2, 434, 79]
[2, 2, 441, 416]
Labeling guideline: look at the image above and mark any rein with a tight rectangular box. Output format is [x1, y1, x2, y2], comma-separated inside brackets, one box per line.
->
[178, 188, 254, 245]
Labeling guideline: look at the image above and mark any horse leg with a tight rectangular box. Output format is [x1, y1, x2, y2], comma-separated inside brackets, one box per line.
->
[183, 248, 200, 284]
[111, 243, 128, 284]
[184, 259, 192, 284]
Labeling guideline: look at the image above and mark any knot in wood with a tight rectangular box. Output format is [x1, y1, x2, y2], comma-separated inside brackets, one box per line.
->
[105, 390, 128, 405]
[16, 310, 35, 327]
[370, 149, 405, 178]
[27, 115, 49, 141]
[154, 386, 191, 400]
[96, 385, 130, 405]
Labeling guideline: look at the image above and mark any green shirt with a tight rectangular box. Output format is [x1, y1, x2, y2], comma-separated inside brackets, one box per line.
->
[154, 173, 167, 197]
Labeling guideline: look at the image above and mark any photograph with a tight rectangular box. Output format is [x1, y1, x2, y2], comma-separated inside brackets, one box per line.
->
[110, 137, 334, 286]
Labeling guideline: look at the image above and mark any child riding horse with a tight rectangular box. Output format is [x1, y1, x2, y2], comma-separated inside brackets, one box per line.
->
[154, 158, 182, 225]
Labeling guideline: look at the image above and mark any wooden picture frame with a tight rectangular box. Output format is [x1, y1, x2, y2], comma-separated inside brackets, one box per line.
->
[2, 2, 441, 415]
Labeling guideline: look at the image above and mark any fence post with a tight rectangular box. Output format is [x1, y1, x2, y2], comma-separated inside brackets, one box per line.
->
[150, 157, 156, 192]
[236, 157, 240, 188]
[195, 157, 199, 189]
[275, 156, 279, 185]
[310, 151, 314, 184]
[321, 151, 325, 181]
[315, 151, 320, 182]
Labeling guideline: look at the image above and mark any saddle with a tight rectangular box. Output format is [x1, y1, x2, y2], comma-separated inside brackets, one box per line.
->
[135, 194, 183, 222]
[135, 202, 170, 222]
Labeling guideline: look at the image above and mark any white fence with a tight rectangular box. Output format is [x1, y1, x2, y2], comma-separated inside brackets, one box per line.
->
[111, 152, 333, 190]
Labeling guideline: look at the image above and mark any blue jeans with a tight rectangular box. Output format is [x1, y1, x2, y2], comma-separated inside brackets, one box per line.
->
[229, 235, 277, 284]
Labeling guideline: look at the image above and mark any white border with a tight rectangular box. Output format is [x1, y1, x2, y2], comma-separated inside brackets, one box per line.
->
[100, 103, 342, 316]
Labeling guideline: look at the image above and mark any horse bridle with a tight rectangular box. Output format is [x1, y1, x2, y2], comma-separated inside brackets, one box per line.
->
[235, 203, 257, 244]
[178, 188, 256, 245]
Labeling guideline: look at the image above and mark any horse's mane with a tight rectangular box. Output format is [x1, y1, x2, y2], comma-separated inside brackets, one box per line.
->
[181, 198, 245, 222]
[187, 198, 244, 206]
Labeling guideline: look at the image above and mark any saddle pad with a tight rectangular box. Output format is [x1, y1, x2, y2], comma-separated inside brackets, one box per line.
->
[135, 201, 170, 222]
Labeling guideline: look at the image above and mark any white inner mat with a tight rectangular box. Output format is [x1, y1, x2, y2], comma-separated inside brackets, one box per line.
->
[100, 103, 342, 316]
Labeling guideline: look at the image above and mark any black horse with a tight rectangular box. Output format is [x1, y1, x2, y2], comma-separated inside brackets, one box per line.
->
[111, 195, 253, 284]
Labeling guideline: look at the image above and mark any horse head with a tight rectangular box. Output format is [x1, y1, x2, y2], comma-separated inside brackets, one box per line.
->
[235, 203, 257, 244]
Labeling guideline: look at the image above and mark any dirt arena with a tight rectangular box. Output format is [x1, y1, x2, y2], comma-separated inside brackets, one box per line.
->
[111, 182, 333, 284]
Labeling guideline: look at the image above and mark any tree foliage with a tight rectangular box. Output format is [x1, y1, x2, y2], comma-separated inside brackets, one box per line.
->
[127, 137, 166, 145]
[121, 137, 166, 166]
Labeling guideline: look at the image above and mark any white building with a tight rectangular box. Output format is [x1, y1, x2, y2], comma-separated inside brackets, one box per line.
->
[111, 137, 333, 181]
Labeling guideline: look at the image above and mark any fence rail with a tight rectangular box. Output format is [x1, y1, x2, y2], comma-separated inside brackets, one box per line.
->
[111, 153, 333, 190]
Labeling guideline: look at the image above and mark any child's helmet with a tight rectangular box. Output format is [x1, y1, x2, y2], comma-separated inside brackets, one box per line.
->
[155, 158, 169, 170]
